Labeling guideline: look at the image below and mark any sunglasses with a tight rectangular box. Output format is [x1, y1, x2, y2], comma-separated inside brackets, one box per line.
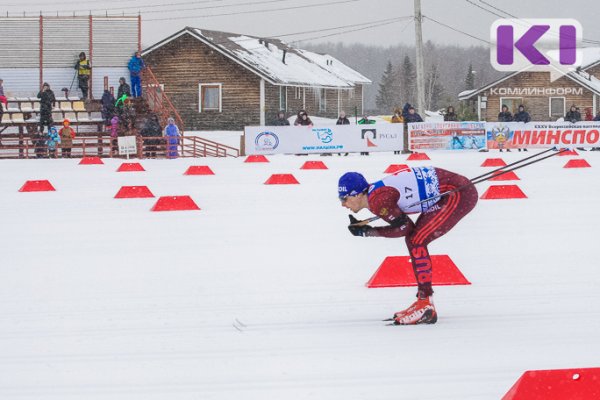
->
[339, 194, 357, 202]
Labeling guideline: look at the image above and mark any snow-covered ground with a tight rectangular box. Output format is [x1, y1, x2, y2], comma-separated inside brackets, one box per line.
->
[1, 150, 599, 399]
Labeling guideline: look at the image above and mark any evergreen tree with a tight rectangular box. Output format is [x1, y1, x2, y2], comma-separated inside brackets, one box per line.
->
[465, 63, 475, 91]
[375, 60, 400, 113]
[425, 63, 445, 111]
[400, 55, 416, 106]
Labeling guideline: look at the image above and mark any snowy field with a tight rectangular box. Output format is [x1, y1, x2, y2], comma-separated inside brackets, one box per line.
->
[1, 149, 599, 399]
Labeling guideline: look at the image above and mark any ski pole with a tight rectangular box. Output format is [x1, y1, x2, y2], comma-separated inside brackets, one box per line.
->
[467, 147, 556, 184]
[349, 147, 568, 227]
[69, 70, 77, 93]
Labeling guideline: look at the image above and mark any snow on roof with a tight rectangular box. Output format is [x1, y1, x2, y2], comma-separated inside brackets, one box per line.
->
[580, 47, 600, 69]
[161, 28, 370, 88]
[458, 89, 477, 99]
[297, 50, 371, 84]
[567, 68, 600, 95]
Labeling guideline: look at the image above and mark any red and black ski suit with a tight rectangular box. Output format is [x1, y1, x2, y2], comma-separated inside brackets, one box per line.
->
[366, 167, 478, 298]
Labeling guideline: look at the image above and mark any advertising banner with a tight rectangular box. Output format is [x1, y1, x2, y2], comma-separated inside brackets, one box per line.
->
[244, 124, 404, 155]
[408, 122, 487, 151]
[485, 121, 600, 149]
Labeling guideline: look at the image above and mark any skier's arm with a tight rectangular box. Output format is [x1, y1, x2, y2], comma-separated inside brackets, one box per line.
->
[367, 186, 414, 238]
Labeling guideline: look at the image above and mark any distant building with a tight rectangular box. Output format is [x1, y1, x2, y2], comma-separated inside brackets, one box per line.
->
[459, 48, 600, 121]
[141, 27, 371, 130]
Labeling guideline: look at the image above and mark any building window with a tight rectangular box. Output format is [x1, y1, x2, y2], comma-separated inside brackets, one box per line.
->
[279, 86, 287, 111]
[549, 97, 565, 119]
[318, 88, 326, 112]
[500, 97, 523, 114]
[199, 83, 222, 112]
[294, 87, 301, 100]
[348, 88, 354, 99]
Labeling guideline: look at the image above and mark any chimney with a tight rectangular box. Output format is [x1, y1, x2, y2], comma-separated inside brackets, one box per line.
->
[282, 50, 287, 64]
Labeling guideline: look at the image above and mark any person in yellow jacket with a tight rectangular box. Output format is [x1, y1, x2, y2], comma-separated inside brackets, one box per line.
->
[391, 108, 404, 154]
[74, 52, 91, 100]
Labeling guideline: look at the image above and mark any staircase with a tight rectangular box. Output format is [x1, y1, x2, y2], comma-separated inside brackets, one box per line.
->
[141, 67, 239, 157]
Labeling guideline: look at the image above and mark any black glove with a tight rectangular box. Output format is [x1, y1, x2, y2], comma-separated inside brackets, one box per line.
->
[347, 215, 372, 237]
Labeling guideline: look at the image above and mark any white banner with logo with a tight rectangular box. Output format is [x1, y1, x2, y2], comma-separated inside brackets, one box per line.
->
[408, 122, 487, 151]
[485, 121, 600, 149]
[244, 124, 404, 155]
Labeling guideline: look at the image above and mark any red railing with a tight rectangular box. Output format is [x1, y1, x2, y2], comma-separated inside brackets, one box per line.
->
[0, 135, 115, 159]
[141, 67, 185, 133]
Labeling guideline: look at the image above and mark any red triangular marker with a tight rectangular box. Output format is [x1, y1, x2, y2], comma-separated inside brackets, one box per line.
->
[19, 180, 56, 192]
[407, 152, 430, 161]
[264, 174, 300, 184]
[502, 368, 600, 400]
[300, 161, 328, 170]
[114, 186, 155, 198]
[366, 255, 470, 288]
[151, 196, 200, 211]
[480, 185, 527, 199]
[563, 159, 591, 168]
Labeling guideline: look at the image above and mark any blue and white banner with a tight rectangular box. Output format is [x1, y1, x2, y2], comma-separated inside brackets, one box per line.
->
[408, 122, 487, 151]
[244, 124, 404, 155]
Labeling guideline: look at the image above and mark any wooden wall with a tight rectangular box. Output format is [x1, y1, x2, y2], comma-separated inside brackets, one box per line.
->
[144, 32, 365, 130]
[144, 33, 261, 131]
[481, 71, 594, 121]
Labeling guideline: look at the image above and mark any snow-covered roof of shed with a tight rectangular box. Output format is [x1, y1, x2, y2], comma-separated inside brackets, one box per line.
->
[142, 27, 370, 88]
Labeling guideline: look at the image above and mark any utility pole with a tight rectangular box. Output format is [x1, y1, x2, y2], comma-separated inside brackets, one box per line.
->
[413, 0, 425, 117]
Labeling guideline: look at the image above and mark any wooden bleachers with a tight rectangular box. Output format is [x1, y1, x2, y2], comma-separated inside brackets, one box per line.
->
[0, 96, 104, 134]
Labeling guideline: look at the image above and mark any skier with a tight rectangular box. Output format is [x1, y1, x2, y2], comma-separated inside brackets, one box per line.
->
[338, 167, 478, 325]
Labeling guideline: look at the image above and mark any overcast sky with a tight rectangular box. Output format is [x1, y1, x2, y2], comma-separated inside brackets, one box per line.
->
[4, 0, 600, 49]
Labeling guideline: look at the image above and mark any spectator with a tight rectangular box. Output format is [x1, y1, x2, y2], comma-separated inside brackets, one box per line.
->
[140, 113, 161, 158]
[127, 52, 145, 98]
[498, 105, 513, 122]
[118, 98, 136, 134]
[117, 77, 131, 103]
[32, 129, 47, 159]
[566, 105, 586, 150]
[358, 115, 376, 125]
[337, 110, 350, 125]
[592, 111, 600, 151]
[0, 79, 7, 122]
[336, 110, 350, 156]
[74, 52, 91, 100]
[391, 108, 404, 154]
[163, 117, 181, 158]
[444, 106, 458, 122]
[37, 82, 56, 134]
[565, 105, 581, 123]
[270, 110, 290, 126]
[59, 119, 75, 158]
[110, 115, 119, 155]
[584, 107, 594, 121]
[404, 106, 423, 123]
[358, 115, 375, 155]
[101, 89, 116, 127]
[46, 126, 61, 158]
[513, 104, 530, 152]
[294, 110, 313, 126]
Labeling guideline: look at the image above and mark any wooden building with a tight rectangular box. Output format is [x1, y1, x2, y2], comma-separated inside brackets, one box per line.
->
[141, 27, 371, 131]
[0, 16, 140, 99]
[459, 48, 600, 121]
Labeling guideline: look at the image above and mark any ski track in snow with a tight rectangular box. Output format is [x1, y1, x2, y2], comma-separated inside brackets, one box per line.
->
[1, 151, 599, 399]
